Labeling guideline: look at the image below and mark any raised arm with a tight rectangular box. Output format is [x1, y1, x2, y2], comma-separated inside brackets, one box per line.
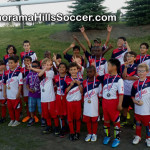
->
[102, 44, 113, 57]
[63, 42, 75, 55]
[105, 25, 112, 46]
[125, 41, 131, 52]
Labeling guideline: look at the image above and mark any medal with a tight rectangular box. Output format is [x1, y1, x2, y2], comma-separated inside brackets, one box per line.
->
[42, 89, 45, 92]
[88, 100, 91, 103]
[140, 55, 147, 63]
[107, 74, 118, 98]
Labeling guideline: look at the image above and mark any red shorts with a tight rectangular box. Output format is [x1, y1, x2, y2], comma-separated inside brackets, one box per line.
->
[102, 98, 120, 122]
[134, 114, 150, 126]
[41, 101, 57, 119]
[7, 99, 21, 109]
[24, 97, 28, 103]
[0, 99, 7, 105]
[67, 101, 81, 122]
[55, 94, 67, 116]
[83, 115, 98, 123]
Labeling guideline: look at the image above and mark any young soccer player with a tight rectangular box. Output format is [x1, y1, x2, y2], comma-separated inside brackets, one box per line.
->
[3, 45, 17, 70]
[3, 56, 23, 127]
[64, 62, 83, 141]
[83, 66, 101, 142]
[26, 60, 43, 127]
[111, 37, 131, 65]
[89, 46, 107, 77]
[135, 43, 150, 78]
[0, 60, 7, 123]
[121, 51, 138, 126]
[20, 40, 37, 67]
[21, 56, 32, 122]
[131, 63, 150, 147]
[54, 62, 68, 137]
[101, 58, 124, 148]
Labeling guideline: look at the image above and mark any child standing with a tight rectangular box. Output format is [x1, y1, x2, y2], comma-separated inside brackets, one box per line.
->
[83, 66, 101, 142]
[3, 56, 23, 127]
[64, 62, 83, 141]
[101, 58, 124, 148]
[0, 60, 7, 123]
[131, 63, 150, 147]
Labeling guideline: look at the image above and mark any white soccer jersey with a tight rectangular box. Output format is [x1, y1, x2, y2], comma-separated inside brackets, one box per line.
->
[0, 72, 4, 100]
[40, 70, 55, 102]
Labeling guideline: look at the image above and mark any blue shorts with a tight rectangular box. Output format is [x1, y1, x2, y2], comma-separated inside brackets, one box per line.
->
[28, 97, 41, 114]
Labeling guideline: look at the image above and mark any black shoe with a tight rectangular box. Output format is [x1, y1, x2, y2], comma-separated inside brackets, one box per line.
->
[0, 117, 6, 123]
[59, 127, 66, 138]
[41, 118, 46, 127]
[54, 127, 60, 136]
[42, 126, 52, 134]
[27, 117, 35, 127]
[69, 134, 75, 141]
[74, 133, 80, 140]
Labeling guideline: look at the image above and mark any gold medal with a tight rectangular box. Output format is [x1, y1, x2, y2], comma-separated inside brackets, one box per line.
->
[88, 99, 91, 103]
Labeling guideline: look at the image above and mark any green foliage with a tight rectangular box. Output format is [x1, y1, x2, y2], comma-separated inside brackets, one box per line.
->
[69, 0, 109, 31]
[123, 0, 150, 26]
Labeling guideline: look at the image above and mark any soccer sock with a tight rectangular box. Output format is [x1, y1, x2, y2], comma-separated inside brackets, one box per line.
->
[114, 120, 121, 139]
[136, 122, 142, 137]
[46, 118, 52, 127]
[76, 119, 81, 133]
[103, 122, 110, 137]
[87, 122, 92, 134]
[68, 121, 75, 134]
[15, 108, 21, 121]
[1, 105, 6, 118]
[54, 117, 59, 127]
[92, 121, 98, 134]
[146, 122, 150, 139]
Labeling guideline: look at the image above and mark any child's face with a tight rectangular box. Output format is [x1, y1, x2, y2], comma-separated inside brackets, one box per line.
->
[45, 61, 53, 70]
[127, 54, 136, 64]
[8, 60, 18, 69]
[0, 65, 5, 71]
[87, 69, 95, 79]
[69, 66, 78, 77]
[76, 57, 82, 65]
[23, 43, 30, 52]
[8, 47, 14, 55]
[57, 58, 62, 64]
[94, 47, 102, 58]
[140, 44, 148, 55]
[73, 48, 80, 56]
[58, 64, 67, 74]
[24, 59, 31, 67]
[94, 41, 101, 47]
[44, 52, 51, 59]
[108, 62, 116, 74]
[91, 48, 95, 56]
[32, 63, 40, 69]
[117, 39, 125, 47]
[137, 67, 148, 79]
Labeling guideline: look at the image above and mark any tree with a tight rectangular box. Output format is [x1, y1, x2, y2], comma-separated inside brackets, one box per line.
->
[116, 9, 121, 22]
[123, 0, 150, 26]
[68, 0, 109, 31]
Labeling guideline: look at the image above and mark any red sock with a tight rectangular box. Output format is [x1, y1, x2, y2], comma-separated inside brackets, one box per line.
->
[136, 122, 142, 137]
[1, 105, 6, 118]
[76, 119, 81, 133]
[92, 121, 98, 134]
[54, 117, 59, 127]
[87, 122, 92, 134]
[68, 121, 75, 134]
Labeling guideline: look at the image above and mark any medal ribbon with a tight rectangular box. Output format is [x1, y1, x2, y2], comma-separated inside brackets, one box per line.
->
[0, 71, 4, 88]
[59, 75, 66, 96]
[140, 55, 146, 63]
[31, 72, 38, 87]
[95, 56, 101, 72]
[8, 67, 18, 87]
[107, 75, 118, 92]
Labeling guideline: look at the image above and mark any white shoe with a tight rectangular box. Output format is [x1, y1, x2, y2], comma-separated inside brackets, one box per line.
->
[91, 134, 97, 142]
[11, 120, 20, 127]
[85, 134, 92, 142]
[146, 138, 150, 147]
[8, 120, 14, 126]
[132, 135, 141, 144]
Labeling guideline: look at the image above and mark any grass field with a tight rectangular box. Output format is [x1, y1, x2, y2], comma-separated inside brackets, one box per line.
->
[0, 23, 150, 150]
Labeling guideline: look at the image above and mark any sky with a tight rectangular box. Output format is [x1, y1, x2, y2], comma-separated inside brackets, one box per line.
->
[0, 0, 127, 26]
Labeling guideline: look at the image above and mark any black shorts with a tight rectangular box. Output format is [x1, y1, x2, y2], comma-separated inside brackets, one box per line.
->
[122, 95, 134, 109]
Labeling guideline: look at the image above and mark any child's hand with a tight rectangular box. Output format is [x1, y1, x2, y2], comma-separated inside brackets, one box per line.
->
[137, 100, 143, 106]
[91, 61, 96, 68]
[73, 35, 78, 41]
[52, 53, 57, 62]
[76, 80, 81, 86]
[29, 88, 35, 93]
[124, 61, 129, 67]
[117, 104, 123, 111]
[79, 25, 85, 33]
[70, 42, 75, 48]
[108, 44, 113, 49]
[107, 25, 112, 32]
[27, 64, 32, 70]
[16, 93, 20, 99]
[70, 80, 75, 87]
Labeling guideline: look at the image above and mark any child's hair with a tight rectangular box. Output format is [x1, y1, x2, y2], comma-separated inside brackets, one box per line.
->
[73, 45, 80, 51]
[58, 62, 68, 70]
[123, 52, 128, 62]
[108, 58, 120, 73]
[0, 59, 5, 66]
[128, 51, 137, 58]
[68, 62, 78, 70]
[23, 40, 30, 45]
[56, 54, 62, 59]
[87, 65, 96, 73]
[94, 38, 101, 44]
[8, 56, 18, 63]
[24, 56, 32, 62]
[118, 37, 126, 41]
[140, 43, 149, 49]
[44, 51, 51, 58]
[6, 45, 17, 54]
[41, 58, 52, 66]
[137, 63, 149, 72]
[32, 60, 40, 67]
[14, 55, 19, 61]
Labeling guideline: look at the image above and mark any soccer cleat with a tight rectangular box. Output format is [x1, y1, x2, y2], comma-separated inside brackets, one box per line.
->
[69, 134, 75, 141]
[112, 138, 120, 148]
[132, 136, 141, 145]
[121, 121, 128, 127]
[0, 117, 6, 123]
[127, 112, 131, 119]
[74, 133, 80, 140]
[91, 134, 97, 142]
[22, 116, 30, 123]
[145, 138, 150, 147]
[85, 134, 92, 142]
[41, 118, 46, 127]
[34, 116, 39, 123]
[42, 126, 52, 134]
[27, 117, 35, 127]
[54, 127, 60, 136]
[8, 120, 14, 126]
[59, 128, 66, 138]
[103, 136, 111, 145]
[11, 120, 20, 127]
